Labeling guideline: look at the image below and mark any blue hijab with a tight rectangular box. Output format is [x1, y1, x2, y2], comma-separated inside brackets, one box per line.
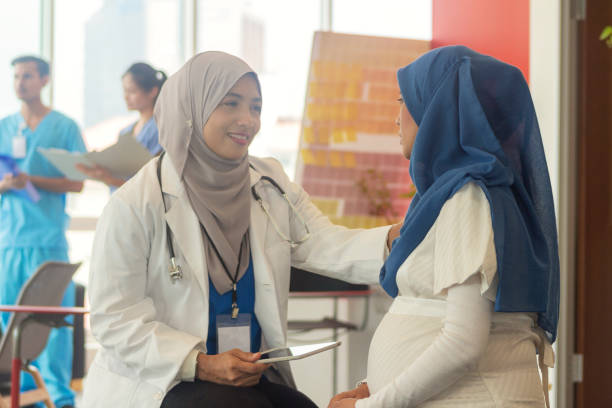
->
[380, 46, 560, 342]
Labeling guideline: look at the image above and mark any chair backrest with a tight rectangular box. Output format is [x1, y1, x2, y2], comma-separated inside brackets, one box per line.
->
[0, 261, 81, 371]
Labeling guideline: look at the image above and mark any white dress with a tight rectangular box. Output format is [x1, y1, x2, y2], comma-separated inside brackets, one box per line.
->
[358, 183, 552, 407]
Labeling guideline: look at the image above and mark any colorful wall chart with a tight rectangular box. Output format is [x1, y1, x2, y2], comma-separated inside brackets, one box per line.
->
[295, 32, 430, 228]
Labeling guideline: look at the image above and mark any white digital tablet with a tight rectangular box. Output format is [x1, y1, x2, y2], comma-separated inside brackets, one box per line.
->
[257, 341, 341, 363]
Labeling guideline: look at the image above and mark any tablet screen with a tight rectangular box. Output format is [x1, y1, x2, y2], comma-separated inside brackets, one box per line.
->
[258, 341, 340, 363]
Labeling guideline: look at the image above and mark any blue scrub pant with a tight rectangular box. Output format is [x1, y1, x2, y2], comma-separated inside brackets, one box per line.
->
[0, 247, 75, 407]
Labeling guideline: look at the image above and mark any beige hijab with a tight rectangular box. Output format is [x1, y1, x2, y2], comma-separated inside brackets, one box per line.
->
[155, 51, 259, 294]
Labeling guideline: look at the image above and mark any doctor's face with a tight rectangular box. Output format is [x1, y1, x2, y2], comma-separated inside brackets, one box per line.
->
[13, 62, 48, 103]
[397, 99, 418, 159]
[202, 74, 262, 160]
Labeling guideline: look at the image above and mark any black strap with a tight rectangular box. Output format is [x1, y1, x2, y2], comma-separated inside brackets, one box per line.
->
[160, 151, 246, 312]
[200, 223, 246, 308]
[157, 152, 176, 260]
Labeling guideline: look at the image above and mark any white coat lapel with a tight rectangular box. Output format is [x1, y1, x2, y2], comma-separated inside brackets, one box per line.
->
[160, 156, 209, 299]
[249, 167, 285, 346]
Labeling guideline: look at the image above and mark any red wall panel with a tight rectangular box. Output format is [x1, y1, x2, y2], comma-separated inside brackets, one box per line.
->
[432, 0, 530, 82]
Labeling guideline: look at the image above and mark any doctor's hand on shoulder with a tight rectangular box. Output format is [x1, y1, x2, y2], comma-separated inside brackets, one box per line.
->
[387, 221, 403, 250]
[196, 349, 270, 387]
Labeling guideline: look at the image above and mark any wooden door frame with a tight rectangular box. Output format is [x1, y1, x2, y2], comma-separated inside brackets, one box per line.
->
[575, 0, 612, 407]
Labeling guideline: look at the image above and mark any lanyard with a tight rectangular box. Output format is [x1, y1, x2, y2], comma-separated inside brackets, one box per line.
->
[201, 224, 246, 319]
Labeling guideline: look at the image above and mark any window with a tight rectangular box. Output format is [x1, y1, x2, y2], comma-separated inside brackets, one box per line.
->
[197, 0, 323, 178]
[0, 0, 41, 118]
[333, 0, 432, 40]
[53, 0, 186, 283]
[20, 0, 432, 285]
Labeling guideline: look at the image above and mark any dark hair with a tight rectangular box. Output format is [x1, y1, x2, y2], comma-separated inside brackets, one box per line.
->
[11, 55, 50, 77]
[123, 62, 167, 102]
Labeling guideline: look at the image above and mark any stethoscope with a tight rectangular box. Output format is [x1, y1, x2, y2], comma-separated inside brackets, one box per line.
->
[156, 153, 311, 284]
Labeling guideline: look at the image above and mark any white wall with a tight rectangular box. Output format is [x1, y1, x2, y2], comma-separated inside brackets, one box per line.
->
[530, 0, 561, 212]
[529, 0, 569, 407]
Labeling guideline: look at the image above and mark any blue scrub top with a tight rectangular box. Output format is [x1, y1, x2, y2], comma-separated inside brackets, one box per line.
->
[120, 117, 162, 156]
[206, 254, 262, 354]
[0, 111, 86, 249]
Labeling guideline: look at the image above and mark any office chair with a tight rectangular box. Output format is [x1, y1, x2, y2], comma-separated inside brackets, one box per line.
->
[0, 261, 80, 408]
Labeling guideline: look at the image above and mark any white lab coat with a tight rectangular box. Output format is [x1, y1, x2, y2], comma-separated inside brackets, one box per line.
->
[82, 155, 390, 407]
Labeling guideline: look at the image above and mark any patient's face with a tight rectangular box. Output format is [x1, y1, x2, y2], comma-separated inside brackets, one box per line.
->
[202, 74, 262, 160]
[398, 102, 418, 159]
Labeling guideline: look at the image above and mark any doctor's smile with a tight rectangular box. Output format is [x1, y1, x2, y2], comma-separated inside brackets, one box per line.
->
[228, 132, 251, 145]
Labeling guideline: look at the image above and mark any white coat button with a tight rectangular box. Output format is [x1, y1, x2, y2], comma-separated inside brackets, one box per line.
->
[153, 391, 163, 400]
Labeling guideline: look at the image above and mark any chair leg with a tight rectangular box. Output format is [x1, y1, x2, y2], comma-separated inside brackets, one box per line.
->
[21, 365, 55, 408]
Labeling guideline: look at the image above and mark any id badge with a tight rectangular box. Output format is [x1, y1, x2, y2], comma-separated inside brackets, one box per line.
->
[216, 313, 251, 353]
[12, 136, 26, 159]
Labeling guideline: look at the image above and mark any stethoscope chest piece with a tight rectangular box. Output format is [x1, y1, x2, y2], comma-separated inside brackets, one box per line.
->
[169, 257, 183, 283]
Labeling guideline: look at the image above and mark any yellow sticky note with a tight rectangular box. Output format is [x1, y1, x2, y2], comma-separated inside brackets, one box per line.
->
[349, 65, 363, 82]
[346, 103, 358, 120]
[306, 104, 316, 121]
[308, 82, 320, 98]
[302, 127, 315, 144]
[315, 150, 328, 166]
[330, 104, 340, 120]
[301, 149, 315, 165]
[332, 129, 344, 143]
[318, 129, 331, 144]
[345, 83, 359, 99]
[344, 152, 356, 168]
[346, 129, 357, 142]
[329, 151, 342, 167]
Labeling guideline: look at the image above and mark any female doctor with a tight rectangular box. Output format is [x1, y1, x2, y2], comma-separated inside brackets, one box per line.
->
[83, 51, 399, 408]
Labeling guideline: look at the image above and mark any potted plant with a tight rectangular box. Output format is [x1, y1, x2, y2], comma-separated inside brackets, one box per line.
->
[600, 25, 612, 47]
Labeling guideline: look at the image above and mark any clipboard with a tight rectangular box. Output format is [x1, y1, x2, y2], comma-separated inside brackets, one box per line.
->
[38, 133, 154, 181]
[36, 149, 94, 181]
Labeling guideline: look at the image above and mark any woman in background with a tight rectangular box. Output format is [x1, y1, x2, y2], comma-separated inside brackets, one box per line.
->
[77, 62, 166, 187]
[329, 45, 559, 407]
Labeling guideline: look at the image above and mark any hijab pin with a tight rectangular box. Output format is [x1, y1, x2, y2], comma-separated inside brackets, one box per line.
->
[186, 119, 193, 129]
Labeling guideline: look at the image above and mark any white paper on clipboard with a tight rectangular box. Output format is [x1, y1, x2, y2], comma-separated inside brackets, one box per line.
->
[38, 133, 153, 181]
[87, 133, 153, 179]
[37, 148, 95, 181]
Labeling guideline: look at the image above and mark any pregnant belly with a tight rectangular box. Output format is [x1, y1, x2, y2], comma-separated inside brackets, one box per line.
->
[366, 312, 442, 394]
[366, 311, 545, 407]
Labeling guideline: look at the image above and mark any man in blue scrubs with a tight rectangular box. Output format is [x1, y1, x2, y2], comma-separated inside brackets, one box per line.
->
[0, 56, 86, 408]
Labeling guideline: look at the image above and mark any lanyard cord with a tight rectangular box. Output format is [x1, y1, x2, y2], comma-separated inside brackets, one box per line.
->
[200, 223, 246, 318]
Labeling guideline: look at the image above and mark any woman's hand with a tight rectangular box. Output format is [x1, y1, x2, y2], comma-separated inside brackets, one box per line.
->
[330, 398, 357, 408]
[75, 163, 125, 187]
[196, 349, 270, 387]
[387, 221, 403, 250]
[328, 383, 370, 408]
